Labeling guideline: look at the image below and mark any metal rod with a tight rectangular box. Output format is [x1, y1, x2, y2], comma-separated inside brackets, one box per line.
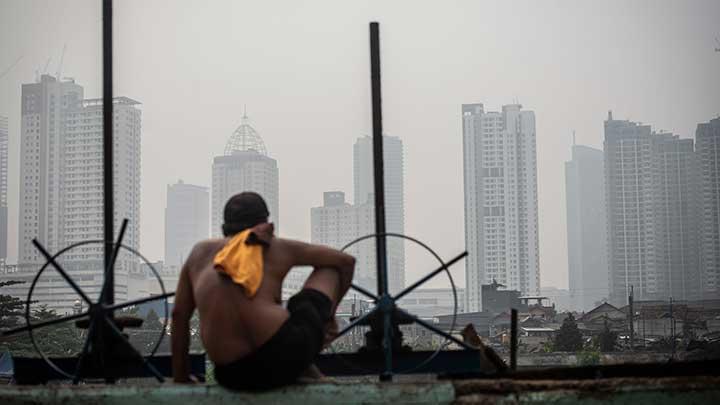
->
[350, 283, 378, 300]
[394, 251, 467, 301]
[102, 0, 114, 306]
[73, 315, 99, 384]
[369, 21, 388, 297]
[102, 316, 165, 382]
[32, 239, 92, 304]
[98, 219, 129, 306]
[335, 307, 378, 340]
[1, 310, 90, 337]
[510, 308, 518, 371]
[104, 292, 175, 312]
[369, 21, 393, 382]
[400, 309, 478, 351]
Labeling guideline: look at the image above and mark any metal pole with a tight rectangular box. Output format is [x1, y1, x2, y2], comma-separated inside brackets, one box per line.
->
[629, 285, 634, 349]
[369, 21, 393, 382]
[102, 0, 114, 306]
[369, 22, 388, 297]
[510, 308, 518, 371]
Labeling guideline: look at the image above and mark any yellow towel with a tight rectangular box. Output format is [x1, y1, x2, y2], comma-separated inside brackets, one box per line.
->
[213, 224, 273, 297]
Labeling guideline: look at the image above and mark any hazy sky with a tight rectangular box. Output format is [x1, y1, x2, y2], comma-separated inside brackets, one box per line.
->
[1, 0, 719, 291]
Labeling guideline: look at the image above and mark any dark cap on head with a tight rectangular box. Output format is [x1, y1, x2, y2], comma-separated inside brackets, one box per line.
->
[222, 192, 269, 236]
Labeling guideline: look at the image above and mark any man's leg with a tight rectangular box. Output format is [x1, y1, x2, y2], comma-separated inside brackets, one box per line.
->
[295, 267, 352, 380]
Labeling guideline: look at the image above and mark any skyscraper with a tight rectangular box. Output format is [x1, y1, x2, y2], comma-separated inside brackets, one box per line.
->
[19, 74, 84, 264]
[164, 180, 209, 267]
[462, 103, 540, 312]
[17, 75, 141, 313]
[695, 117, 720, 299]
[310, 191, 375, 290]
[212, 114, 278, 237]
[0, 116, 7, 264]
[565, 142, 608, 311]
[353, 135, 405, 293]
[604, 112, 701, 305]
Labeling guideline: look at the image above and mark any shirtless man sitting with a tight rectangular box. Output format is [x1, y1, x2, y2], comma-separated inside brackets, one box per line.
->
[171, 192, 355, 390]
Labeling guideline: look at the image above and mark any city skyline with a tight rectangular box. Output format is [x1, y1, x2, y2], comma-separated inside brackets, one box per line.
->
[1, 0, 718, 294]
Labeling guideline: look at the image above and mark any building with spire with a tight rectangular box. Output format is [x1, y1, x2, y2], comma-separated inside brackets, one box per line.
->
[211, 112, 279, 236]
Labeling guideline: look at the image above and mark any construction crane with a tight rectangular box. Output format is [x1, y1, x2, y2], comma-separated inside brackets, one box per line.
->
[56, 44, 67, 80]
[0, 55, 22, 81]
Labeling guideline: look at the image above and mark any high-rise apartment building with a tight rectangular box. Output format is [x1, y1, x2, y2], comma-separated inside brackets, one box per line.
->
[695, 117, 720, 299]
[310, 191, 375, 290]
[604, 112, 701, 305]
[17, 75, 141, 313]
[212, 114, 278, 237]
[0, 116, 8, 263]
[353, 135, 405, 293]
[164, 180, 209, 267]
[462, 103, 540, 312]
[565, 142, 608, 311]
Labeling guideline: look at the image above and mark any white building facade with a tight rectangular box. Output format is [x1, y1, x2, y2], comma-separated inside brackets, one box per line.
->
[211, 115, 279, 237]
[462, 103, 540, 312]
[353, 135, 405, 294]
[310, 191, 375, 290]
[15, 75, 141, 313]
[0, 116, 7, 263]
[164, 180, 209, 267]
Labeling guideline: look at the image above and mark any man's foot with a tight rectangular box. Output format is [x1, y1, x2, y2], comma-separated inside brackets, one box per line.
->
[298, 364, 333, 383]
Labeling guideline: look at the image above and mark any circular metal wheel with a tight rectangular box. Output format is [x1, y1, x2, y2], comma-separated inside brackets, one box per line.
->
[329, 232, 459, 375]
[24, 239, 169, 381]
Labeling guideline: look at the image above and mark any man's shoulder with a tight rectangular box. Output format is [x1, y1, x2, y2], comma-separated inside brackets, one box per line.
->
[186, 238, 226, 264]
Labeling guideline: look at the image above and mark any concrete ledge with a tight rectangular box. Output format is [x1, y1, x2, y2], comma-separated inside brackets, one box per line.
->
[454, 376, 720, 404]
[1, 376, 719, 404]
[0, 382, 456, 405]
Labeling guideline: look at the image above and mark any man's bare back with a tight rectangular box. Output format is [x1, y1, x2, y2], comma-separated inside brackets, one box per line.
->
[171, 233, 355, 383]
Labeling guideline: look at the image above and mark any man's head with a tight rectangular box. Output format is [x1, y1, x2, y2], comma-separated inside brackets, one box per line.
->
[222, 192, 269, 237]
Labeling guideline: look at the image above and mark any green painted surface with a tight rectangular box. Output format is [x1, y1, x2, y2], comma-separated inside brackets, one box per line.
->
[0, 382, 456, 405]
[2, 378, 720, 404]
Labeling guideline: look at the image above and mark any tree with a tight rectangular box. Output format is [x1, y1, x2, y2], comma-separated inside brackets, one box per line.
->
[597, 319, 618, 352]
[554, 313, 583, 352]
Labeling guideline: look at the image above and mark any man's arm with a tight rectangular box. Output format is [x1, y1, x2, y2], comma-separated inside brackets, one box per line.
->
[171, 258, 196, 383]
[280, 239, 355, 304]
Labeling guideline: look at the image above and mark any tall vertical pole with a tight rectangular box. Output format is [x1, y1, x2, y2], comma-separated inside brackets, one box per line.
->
[629, 285, 634, 349]
[369, 21, 393, 381]
[102, 0, 114, 306]
[510, 308, 518, 371]
[669, 297, 675, 359]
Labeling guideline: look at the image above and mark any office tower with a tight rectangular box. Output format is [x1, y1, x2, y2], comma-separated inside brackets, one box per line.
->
[696, 117, 720, 299]
[565, 141, 608, 311]
[462, 103, 540, 312]
[212, 114, 279, 237]
[0, 116, 7, 264]
[310, 191, 375, 290]
[19, 74, 84, 264]
[604, 111, 701, 305]
[17, 75, 141, 313]
[164, 180, 210, 267]
[353, 135, 405, 293]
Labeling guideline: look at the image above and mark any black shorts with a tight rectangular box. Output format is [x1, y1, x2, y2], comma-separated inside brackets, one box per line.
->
[214, 288, 332, 391]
